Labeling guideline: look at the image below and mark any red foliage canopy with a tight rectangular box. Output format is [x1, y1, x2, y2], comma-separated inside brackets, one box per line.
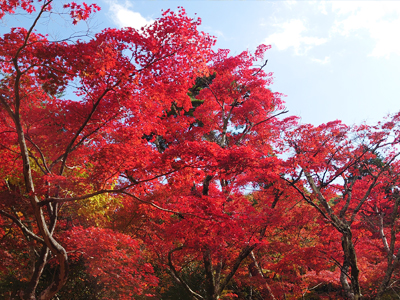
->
[1, 1, 400, 300]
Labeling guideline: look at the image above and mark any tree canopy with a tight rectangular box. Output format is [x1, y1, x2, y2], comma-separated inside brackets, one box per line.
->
[1, 1, 400, 300]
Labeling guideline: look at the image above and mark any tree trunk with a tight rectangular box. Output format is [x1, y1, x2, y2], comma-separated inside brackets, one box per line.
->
[376, 256, 399, 299]
[341, 230, 362, 300]
[22, 247, 49, 300]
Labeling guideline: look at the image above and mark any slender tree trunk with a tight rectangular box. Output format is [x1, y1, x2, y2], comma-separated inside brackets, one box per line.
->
[249, 251, 277, 300]
[13, 102, 69, 300]
[376, 255, 400, 299]
[340, 259, 353, 299]
[23, 247, 49, 300]
[376, 193, 400, 299]
[341, 231, 362, 300]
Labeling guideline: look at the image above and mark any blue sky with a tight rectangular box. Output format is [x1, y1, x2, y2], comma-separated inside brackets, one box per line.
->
[3, 1, 400, 126]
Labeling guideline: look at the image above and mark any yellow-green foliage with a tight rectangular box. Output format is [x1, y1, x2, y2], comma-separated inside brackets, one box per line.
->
[77, 189, 122, 226]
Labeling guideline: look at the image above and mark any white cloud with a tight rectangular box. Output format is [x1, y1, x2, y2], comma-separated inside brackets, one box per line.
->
[283, 1, 298, 9]
[265, 19, 327, 55]
[266, 1, 400, 58]
[311, 56, 330, 64]
[202, 26, 224, 39]
[316, 1, 328, 15]
[212, 29, 224, 38]
[331, 1, 400, 57]
[108, 1, 154, 30]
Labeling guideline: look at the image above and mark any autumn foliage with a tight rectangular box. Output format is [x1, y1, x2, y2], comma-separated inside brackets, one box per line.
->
[1, 1, 400, 300]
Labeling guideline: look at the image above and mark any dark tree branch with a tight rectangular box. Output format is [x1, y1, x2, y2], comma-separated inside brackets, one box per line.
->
[167, 246, 204, 300]
[0, 209, 44, 244]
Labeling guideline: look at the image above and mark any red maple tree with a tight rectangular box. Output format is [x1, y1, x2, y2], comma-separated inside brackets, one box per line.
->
[0, 1, 215, 298]
[282, 116, 400, 299]
[2, 1, 400, 300]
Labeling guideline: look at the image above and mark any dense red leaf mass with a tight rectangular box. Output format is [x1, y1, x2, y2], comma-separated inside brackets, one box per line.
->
[1, 1, 400, 300]
[60, 226, 158, 299]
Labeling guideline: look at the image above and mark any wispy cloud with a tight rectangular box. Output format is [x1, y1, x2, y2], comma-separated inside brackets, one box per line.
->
[263, 1, 400, 58]
[108, 1, 154, 30]
[329, 1, 400, 57]
[265, 19, 327, 55]
[311, 56, 330, 64]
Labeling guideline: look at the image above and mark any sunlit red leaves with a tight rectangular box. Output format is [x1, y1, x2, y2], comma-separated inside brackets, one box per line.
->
[0, 0, 35, 19]
[0, 4, 219, 297]
[281, 113, 400, 298]
[194, 47, 282, 135]
[5, 1, 400, 299]
[63, 2, 100, 25]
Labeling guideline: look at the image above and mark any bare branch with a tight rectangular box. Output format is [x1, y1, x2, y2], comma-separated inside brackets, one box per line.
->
[39, 189, 209, 220]
[339, 178, 356, 219]
[219, 244, 256, 292]
[236, 110, 288, 146]
[283, 177, 332, 225]
[0, 210, 44, 244]
[251, 59, 268, 77]
[378, 210, 396, 260]
[167, 246, 204, 300]
[249, 251, 277, 300]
